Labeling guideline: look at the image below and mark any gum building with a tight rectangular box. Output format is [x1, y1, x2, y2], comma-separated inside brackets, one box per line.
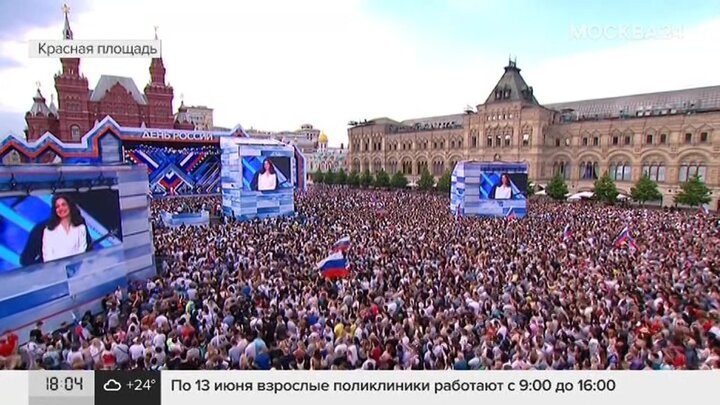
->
[347, 60, 720, 209]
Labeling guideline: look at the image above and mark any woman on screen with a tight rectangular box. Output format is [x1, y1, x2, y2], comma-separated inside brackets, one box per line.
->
[255, 159, 278, 191]
[42, 194, 88, 262]
[493, 174, 513, 200]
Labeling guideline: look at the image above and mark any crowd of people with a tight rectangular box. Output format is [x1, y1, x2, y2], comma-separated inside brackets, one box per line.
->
[2, 188, 719, 371]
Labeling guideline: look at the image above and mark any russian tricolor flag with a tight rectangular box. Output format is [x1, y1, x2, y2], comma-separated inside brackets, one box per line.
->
[700, 205, 710, 215]
[317, 252, 349, 278]
[332, 236, 351, 253]
[613, 226, 638, 250]
[563, 224, 573, 240]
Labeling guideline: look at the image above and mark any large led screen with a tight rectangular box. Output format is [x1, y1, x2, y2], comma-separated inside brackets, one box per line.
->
[242, 156, 293, 192]
[0, 190, 123, 273]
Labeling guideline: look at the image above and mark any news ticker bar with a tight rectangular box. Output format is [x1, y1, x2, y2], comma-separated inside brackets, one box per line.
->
[2, 371, 718, 405]
[29, 40, 162, 58]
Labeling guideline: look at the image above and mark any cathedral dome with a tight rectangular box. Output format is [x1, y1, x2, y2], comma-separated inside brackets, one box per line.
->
[318, 131, 328, 143]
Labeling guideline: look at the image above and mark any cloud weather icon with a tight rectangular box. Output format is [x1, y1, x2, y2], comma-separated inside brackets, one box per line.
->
[103, 379, 122, 392]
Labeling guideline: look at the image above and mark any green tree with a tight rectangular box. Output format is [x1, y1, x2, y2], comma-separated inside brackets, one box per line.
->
[546, 174, 569, 201]
[526, 179, 535, 197]
[631, 175, 662, 205]
[324, 170, 336, 185]
[348, 171, 360, 188]
[336, 169, 347, 186]
[314, 169, 324, 184]
[593, 172, 619, 204]
[417, 167, 435, 191]
[360, 169, 374, 188]
[436, 169, 452, 193]
[390, 171, 408, 189]
[374, 169, 390, 188]
[674, 175, 711, 207]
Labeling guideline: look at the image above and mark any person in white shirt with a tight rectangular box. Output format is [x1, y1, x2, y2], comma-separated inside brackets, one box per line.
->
[492, 174, 513, 200]
[255, 159, 278, 191]
[42, 194, 88, 262]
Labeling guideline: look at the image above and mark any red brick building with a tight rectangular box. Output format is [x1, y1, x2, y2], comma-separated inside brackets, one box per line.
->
[25, 9, 193, 143]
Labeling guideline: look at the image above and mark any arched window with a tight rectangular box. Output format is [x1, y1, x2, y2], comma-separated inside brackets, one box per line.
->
[417, 160, 428, 174]
[373, 160, 382, 174]
[609, 162, 632, 181]
[642, 162, 666, 182]
[580, 161, 599, 180]
[679, 163, 707, 182]
[554, 161, 570, 179]
[402, 160, 412, 175]
[388, 160, 397, 174]
[432, 160, 444, 176]
[71, 125, 81, 141]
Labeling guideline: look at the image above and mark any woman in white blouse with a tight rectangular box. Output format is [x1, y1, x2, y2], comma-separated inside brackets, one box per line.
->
[492, 174, 513, 200]
[256, 159, 278, 191]
[42, 194, 88, 262]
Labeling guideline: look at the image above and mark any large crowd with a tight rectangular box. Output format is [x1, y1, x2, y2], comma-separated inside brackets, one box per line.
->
[2, 188, 719, 370]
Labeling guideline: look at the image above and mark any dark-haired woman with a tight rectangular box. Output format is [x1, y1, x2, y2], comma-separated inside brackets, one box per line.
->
[42, 194, 88, 262]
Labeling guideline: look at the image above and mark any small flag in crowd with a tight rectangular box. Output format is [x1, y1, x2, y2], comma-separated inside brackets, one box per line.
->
[613, 226, 638, 250]
[455, 205, 462, 221]
[563, 224, 573, 241]
[700, 205, 710, 215]
[316, 251, 349, 278]
[507, 211, 517, 222]
[332, 236, 351, 253]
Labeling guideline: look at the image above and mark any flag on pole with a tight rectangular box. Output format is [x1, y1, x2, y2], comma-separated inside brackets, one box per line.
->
[613, 226, 638, 250]
[700, 205, 710, 215]
[455, 205, 462, 221]
[563, 224, 573, 241]
[332, 236, 351, 253]
[507, 211, 517, 222]
[316, 251, 349, 278]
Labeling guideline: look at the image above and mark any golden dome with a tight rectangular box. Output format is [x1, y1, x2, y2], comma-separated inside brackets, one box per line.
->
[318, 131, 328, 143]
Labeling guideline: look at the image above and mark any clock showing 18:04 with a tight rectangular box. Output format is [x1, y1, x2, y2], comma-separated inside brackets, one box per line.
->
[45, 376, 85, 392]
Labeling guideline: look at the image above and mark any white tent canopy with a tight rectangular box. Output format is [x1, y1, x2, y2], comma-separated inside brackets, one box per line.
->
[567, 191, 594, 201]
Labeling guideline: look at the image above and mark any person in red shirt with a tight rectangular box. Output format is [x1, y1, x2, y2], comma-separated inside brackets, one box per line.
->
[0, 332, 18, 357]
[0, 332, 19, 370]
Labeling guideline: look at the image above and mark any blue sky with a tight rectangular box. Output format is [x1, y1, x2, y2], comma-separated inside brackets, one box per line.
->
[0, 0, 719, 144]
[366, 0, 719, 58]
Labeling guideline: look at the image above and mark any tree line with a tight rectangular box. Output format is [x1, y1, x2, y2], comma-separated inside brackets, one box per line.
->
[542, 171, 711, 207]
[312, 167, 453, 192]
[314, 167, 712, 208]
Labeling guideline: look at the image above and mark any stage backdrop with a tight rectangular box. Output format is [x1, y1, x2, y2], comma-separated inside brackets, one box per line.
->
[0, 164, 155, 339]
[451, 161, 528, 219]
[220, 137, 297, 220]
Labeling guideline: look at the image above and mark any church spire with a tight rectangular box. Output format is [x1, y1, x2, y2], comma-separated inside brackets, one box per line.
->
[62, 3, 73, 40]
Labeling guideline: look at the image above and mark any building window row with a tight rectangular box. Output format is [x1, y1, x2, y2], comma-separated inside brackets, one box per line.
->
[486, 113, 514, 121]
[554, 138, 571, 147]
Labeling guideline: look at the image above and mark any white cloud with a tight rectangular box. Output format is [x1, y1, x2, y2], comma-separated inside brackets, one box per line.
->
[0, 1, 718, 146]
